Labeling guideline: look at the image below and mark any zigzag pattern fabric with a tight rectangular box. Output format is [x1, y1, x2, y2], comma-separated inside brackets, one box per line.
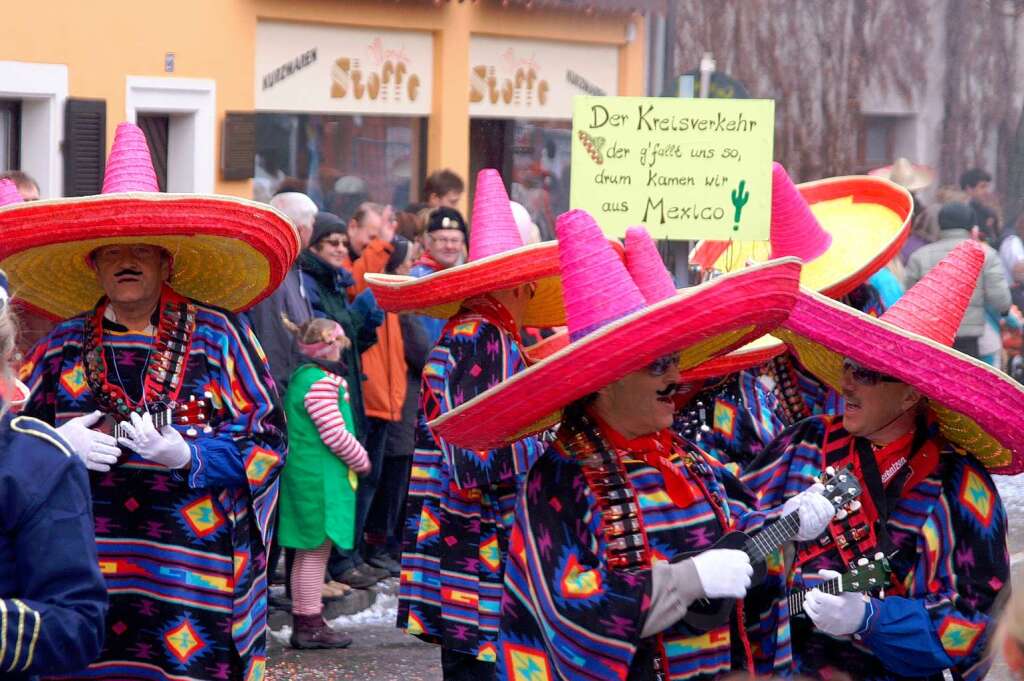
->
[397, 309, 541, 661]
[20, 298, 285, 681]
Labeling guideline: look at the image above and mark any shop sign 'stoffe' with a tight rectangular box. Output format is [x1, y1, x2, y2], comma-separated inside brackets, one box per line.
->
[570, 96, 775, 240]
[255, 21, 432, 115]
[469, 36, 618, 120]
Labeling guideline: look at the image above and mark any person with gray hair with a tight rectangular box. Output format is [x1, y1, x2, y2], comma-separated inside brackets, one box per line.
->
[247, 191, 318, 393]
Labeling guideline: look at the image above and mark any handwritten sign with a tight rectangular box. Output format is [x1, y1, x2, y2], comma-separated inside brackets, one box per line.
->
[570, 96, 775, 240]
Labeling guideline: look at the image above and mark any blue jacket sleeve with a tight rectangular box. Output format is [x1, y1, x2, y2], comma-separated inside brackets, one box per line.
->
[1, 419, 107, 675]
[858, 457, 1008, 681]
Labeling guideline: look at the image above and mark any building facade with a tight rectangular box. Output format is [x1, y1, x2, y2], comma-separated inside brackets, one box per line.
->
[0, 0, 654, 224]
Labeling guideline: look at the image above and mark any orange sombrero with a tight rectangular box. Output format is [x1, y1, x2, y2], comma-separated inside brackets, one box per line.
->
[428, 211, 802, 451]
[366, 169, 568, 327]
[0, 122, 299, 320]
[682, 163, 913, 380]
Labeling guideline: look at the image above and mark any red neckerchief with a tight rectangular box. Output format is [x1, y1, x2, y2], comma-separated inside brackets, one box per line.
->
[593, 415, 697, 508]
[414, 252, 448, 272]
[460, 295, 522, 345]
[872, 428, 915, 486]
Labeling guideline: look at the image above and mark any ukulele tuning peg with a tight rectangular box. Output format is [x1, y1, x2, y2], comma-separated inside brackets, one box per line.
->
[189, 395, 197, 402]
[186, 427, 198, 438]
[835, 509, 848, 521]
[825, 466, 836, 476]
[857, 557, 868, 566]
[203, 426, 213, 434]
[848, 500, 862, 512]
[204, 391, 214, 399]
[873, 552, 884, 560]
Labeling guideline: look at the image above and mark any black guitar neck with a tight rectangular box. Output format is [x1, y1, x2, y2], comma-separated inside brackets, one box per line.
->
[113, 408, 170, 440]
[788, 576, 843, 615]
[743, 511, 801, 562]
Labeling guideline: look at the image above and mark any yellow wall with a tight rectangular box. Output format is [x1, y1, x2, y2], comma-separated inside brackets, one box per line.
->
[0, 0, 646, 201]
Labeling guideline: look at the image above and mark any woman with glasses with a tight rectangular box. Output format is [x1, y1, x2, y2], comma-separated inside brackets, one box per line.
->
[744, 240, 1016, 681]
[426, 216, 833, 681]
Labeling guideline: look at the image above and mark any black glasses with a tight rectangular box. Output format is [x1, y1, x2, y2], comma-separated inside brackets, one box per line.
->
[842, 358, 899, 386]
[647, 353, 680, 377]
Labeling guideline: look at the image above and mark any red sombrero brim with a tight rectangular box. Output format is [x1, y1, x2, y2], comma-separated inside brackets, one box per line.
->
[691, 175, 912, 300]
[776, 288, 1024, 474]
[0, 193, 299, 319]
[429, 258, 803, 451]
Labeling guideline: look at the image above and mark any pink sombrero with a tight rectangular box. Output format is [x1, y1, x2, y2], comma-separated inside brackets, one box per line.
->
[365, 169, 566, 327]
[683, 163, 913, 381]
[0, 122, 299, 320]
[428, 210, 803, 451]
[775, 239, 1024, 474]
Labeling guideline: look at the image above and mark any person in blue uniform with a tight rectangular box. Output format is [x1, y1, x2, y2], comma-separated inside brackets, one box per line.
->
[0, 269, 107, 679]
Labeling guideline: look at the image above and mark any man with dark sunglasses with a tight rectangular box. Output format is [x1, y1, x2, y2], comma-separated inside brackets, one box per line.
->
[744, 241, 1013, 681]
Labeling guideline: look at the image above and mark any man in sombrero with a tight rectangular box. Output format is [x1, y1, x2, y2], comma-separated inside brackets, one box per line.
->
[9, 123, 294, 681]
[428, 211, 843, 681]
[677, 163, 914, 471]
[365, 169, 563, 680]
[743, 240, 1016, 681]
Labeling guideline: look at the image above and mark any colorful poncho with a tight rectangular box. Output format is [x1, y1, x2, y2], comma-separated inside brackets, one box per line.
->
[398, 302, 542, 661]
[21, 293, 285, 681]
[743, 415, 1009, 681]
[498, 417, 792, 681]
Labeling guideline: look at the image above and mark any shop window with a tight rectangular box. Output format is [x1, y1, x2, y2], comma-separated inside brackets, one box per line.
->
[0, 99, 21, 172]
[469, 118, 571, 241]
[255, 113, 426, 217]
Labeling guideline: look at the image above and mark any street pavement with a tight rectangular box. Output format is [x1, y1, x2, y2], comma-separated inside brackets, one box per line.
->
[266, 475, 1024, 680]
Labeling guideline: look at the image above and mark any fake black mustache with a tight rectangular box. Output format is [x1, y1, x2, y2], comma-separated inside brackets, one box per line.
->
[657, 383, 680, 398]
[115, 269, 143, 277]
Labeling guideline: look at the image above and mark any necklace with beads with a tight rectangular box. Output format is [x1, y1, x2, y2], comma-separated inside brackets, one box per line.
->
[82, 287, 197, 420]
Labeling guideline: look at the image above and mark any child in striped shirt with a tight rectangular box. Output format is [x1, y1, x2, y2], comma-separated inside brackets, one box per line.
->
[278, 317, 370, 649]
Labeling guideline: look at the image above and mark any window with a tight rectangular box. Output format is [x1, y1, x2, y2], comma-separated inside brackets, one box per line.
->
[0, 99, 21, 172]
[469, 118, 571, 241]
[858, 114, 915, 172]
[254, 113, 426, 216]
[137, 113, 169, 192]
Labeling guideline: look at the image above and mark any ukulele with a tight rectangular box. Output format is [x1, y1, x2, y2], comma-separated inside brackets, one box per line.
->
[789, 552, 891, 616]
[678, 466, 863, 632]
[95, 393, 215, 440]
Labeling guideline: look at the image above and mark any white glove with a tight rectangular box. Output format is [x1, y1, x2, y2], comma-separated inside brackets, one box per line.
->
[117, 411, 191, 470]
[690, 549, 752, 599]
[57, 410, 122, 472]
[782, 482, 835, 541]
[804, 569, 868, 637]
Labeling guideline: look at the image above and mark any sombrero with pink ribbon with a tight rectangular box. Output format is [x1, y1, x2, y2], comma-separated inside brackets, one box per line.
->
[365, 168, 571, 326]
[774, 239, 1024, 474]
[428, 210, 803, 451]
[682, 163, 913, 381]
[0, 122, 299, 321]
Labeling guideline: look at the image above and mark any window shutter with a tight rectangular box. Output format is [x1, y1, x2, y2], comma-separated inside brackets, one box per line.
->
[221, 112, 256, 181]
[63, 98, 106, 197]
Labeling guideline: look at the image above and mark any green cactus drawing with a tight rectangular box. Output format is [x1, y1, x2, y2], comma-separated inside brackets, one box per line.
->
[731, 180, 749, 223]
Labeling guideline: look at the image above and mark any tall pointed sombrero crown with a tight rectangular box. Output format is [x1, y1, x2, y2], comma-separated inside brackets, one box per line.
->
[768, 162, 832, 261]
[0, 179, 24, 207]
[777, 239, 1024, 473]
[878, 240, 983, 345]
[102, 122, 160, 193]
[468, 169, 524, 261]
[624, 226, 676, 304]
[428, 209, 804, 450]
[0, 121, 299, 320]
[364, 168, 567, 327]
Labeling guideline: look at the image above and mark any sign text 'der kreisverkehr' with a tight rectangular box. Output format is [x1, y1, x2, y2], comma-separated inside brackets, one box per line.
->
[571, 96, 775, 241]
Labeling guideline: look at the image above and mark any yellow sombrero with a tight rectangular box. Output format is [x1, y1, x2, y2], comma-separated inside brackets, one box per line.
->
[683, 163, 913, 380]
[0, 123, 299, 321]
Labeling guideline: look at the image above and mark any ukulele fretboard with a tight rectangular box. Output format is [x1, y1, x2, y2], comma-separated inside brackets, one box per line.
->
[743, 512, 800, 562]
[788, 576, 843, 615]
[113, 409, 171, 441]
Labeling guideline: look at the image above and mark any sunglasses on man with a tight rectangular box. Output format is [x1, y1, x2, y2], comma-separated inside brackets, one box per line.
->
[647, 353, 681, 377]
[842, 358, 899, 386]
